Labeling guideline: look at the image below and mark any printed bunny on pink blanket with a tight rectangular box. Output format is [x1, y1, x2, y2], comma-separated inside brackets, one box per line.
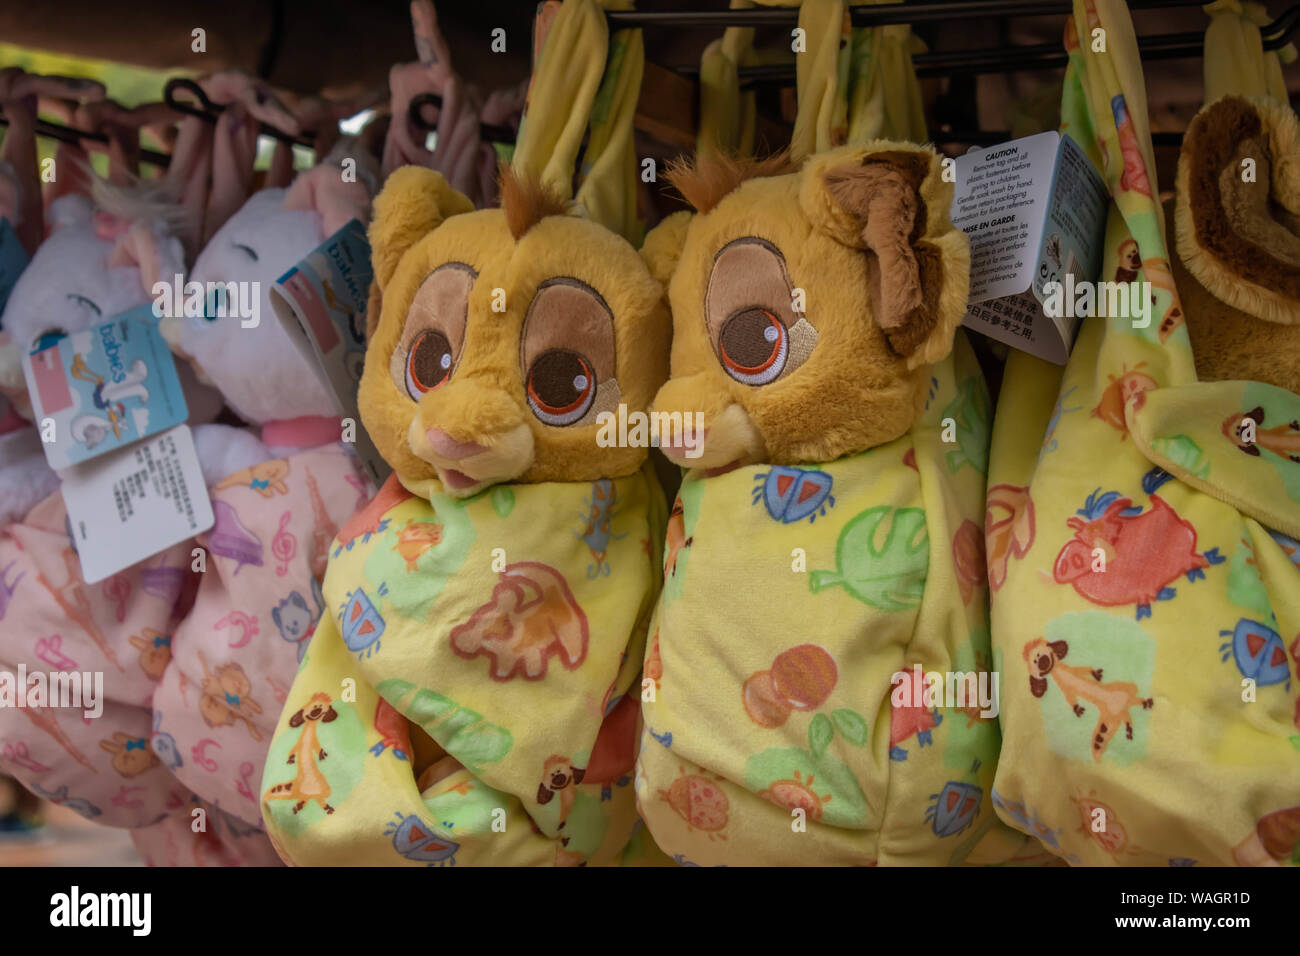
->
[0, 492, 192, 829]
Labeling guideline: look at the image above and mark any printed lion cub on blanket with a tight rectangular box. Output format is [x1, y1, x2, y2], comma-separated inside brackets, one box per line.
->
[450, 562, 589, 681]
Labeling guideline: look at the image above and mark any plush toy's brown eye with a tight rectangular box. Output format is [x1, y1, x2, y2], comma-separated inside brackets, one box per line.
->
[526, 348, 595, 425]
[719, 307, 787, 385]
[405, 329, 454, 397]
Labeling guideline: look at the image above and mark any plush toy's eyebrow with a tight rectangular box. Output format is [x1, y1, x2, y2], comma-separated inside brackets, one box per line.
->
[520, 276, 617, 383]
[535, 276, 612, 316]
[422, 261, 478, 283]
[712, 236, 782, 263]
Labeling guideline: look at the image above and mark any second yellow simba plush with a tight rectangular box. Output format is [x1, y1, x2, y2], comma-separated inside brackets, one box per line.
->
[261, 165, 670, 866]
[636, 144, 1043, 865]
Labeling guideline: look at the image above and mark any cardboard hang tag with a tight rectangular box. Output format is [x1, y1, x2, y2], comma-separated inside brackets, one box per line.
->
[17, 305, 213, 582]
[950, 131, 1110, 364]
[21, 308, 190, 469]
[269, 218, 391, 488]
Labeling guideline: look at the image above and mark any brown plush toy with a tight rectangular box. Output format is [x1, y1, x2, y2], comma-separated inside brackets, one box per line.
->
[1170, 95, 1300, 393]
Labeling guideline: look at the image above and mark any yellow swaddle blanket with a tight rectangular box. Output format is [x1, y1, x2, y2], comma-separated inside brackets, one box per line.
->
[262, 469, 664, 866]
[262, 0, 676, 866]
[639, 333, 1025, 865]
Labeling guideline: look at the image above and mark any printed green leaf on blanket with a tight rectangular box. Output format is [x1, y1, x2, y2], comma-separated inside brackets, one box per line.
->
[1149, 434, 1209, 480]
[376, 678, 513, 773]
[940, 376, 990, 475]
[363, 494, 476, 620]
[490, 486, 515, 518]
[810, 506, 929, 611]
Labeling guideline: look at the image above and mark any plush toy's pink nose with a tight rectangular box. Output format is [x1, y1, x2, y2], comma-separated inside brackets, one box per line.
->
[425, 427, 487, 460]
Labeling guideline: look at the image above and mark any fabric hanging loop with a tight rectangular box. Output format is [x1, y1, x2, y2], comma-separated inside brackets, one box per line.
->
[1202, 0, 1297, 102]
[742, 0, 849, 162]
[574, 5, 647, 242]
[845, 3, 928, 143]
[511, 0, 611, 201]
[697, 0, 758, 159]
[1062, 0, 1192, 383]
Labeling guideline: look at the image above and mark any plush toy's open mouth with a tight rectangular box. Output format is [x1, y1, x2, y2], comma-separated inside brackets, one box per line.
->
[437, 467, 482, 491]
[658, 429, 707, 462]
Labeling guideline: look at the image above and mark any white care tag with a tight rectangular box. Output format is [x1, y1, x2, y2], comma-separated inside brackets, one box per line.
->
[951, 131, 1109, 363]
[61, 424, 214, 583]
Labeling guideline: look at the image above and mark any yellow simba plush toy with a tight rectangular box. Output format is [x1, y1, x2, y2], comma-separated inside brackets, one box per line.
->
[635, 143, 1038, 865]
[260, 163, 671, 866]
[987, 0, 1300, 867]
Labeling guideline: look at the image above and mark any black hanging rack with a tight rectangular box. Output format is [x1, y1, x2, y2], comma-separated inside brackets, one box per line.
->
[0, 109, 173, 168]
[407, 92, 519, 143]
[606, 0, 1209, 28]
[658, 3, 1300, 82]
[3, 1, 1291, 168]
[163, 77, 316, 149]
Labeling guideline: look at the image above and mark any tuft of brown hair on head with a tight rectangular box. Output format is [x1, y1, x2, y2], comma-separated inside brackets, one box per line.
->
[498, 162, 570, 240]
[665, 151, 795, 214]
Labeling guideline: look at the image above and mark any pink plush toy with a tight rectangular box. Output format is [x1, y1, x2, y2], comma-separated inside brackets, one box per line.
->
[0, 496, 276, 865]
[143, 142, 379, 860]
[0, 173, 246, 854]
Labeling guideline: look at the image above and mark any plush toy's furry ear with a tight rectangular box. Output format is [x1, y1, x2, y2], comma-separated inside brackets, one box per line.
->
[802, 143, 970, 370]
[366, 166, 474, 340]
[369, 166, 474, 294]
[1175, 95, 1300, 327]
[639, 210, 692, 290]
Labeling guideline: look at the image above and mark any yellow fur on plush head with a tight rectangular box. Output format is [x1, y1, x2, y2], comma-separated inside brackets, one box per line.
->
[648, 142, 969, 469]
[360, 167, 671, 496]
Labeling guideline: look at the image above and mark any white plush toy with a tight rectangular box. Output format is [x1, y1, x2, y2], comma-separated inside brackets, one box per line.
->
[0, 394, 58, 525]
[162, 141, 377, 463]
[0, 194, 178, 409]
[0, 187, 226, 522]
